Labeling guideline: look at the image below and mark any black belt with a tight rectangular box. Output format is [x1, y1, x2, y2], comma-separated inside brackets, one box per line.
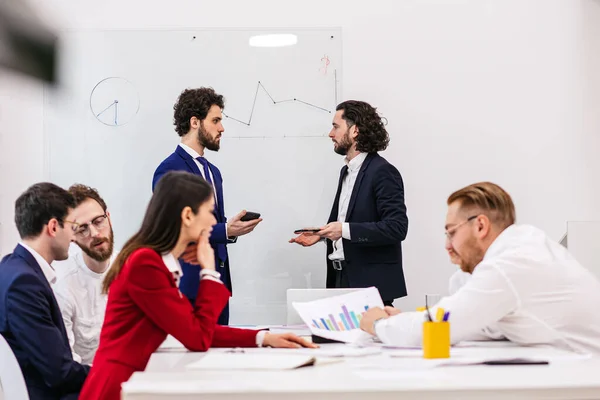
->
[331, 260, 346, 271]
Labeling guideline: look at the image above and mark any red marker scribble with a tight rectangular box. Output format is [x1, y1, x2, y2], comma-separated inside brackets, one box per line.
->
[320, 55, 330, 75]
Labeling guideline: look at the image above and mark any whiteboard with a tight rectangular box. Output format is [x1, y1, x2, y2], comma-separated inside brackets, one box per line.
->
[43, 29, 343, 324]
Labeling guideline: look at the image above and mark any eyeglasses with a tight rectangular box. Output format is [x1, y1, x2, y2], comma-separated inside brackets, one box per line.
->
[444, 215, 478, 241]
[62, 219, 81, 233]
[74, 214, 109, 238]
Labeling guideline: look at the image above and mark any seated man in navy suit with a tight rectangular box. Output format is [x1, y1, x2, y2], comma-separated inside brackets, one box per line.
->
[0, 183, 90, 400]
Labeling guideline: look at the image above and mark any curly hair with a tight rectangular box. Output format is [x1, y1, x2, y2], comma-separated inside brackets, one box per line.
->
[336, 100, 389, 153]
[173, 88, 225, 137]
[68, 184, 107, 212]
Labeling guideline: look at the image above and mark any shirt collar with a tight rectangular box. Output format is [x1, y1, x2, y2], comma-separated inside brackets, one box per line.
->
[19, 242, 57, 284]
[179, 143, 203, 159]
[162, 252, 183, 276]
[483, 224, 518, 260]
[345, 152, 368, 172]
[75, 249, 112, 279]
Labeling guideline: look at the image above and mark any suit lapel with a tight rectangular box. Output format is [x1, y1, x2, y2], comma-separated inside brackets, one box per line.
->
[328, 166, 348, 223]
[175, 146, 202, 175]
[14, 245, 70, 345]
[14, 245, 50, 289]
[207, 162, 225, 222]
[176, 146, 223, 219]
[346, 153, 375, 220]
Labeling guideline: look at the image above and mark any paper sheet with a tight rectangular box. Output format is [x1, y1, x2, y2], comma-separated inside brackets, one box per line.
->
[186, 353, 324, 370]
[293, 286, 384, 343]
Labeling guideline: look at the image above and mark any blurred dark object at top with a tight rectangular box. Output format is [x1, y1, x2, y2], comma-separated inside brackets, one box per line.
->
[0, 0, 57, 83]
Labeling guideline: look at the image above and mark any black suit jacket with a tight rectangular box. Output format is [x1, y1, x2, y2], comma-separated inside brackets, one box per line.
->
[326, 153, 409, 301]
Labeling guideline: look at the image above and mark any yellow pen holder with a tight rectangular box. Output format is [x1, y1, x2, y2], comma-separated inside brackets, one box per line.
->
[422, 321, 450, 359]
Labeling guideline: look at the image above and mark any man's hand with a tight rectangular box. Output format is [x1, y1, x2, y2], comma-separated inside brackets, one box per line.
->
[360, 307, 389, 335]
[289, 233, 321, 247]
[182, 242, 199, 265]
[317, 222, 343, 241]
[262, 333, 318, 348]
[384, 306, 401, 316]
[227, 210, 263, 237]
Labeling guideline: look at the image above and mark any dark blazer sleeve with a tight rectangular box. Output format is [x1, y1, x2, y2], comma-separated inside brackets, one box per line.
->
[6, 274, 89, 392]
[126, 250, 230, 352]
[349, 163, 409, 245]
[210, 223, 228, 244]
[152, 160, 179, 191]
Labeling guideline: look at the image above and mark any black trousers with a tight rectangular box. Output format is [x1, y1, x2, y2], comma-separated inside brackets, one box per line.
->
[334, 267, 394, 307]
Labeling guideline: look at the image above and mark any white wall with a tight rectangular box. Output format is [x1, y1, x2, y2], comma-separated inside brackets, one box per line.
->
[1, 0, 599, 312]
[0, 72, 45, 256]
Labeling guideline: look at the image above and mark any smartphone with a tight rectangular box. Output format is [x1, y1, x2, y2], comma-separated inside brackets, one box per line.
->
[240, 211, 261, 222]
[294, 228, 321, 234]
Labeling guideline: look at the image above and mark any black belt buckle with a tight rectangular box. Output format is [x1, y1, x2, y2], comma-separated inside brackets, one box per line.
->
[332, 260, 343, 271]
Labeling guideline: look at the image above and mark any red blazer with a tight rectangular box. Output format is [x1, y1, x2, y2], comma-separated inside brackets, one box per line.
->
[80, 248, 258, 400]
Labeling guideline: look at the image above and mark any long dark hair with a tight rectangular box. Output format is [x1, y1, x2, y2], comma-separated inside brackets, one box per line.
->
[336, 100, 390, 153]
[102, 171, 213, 293]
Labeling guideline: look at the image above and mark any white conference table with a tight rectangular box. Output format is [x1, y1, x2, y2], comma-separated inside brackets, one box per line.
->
[122, 339, 600, 400]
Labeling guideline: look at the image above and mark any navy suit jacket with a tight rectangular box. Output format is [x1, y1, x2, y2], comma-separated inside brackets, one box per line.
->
[326, 153, 409, 301]
[0, 244, 90, 400]
[152, 146, 232, 298]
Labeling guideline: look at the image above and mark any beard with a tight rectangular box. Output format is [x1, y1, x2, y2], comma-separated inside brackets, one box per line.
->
[197, 123, 221, 152]
[456, 235, 485, 274]
[333, 130, 353, 156]
[78, 225, 114, 262]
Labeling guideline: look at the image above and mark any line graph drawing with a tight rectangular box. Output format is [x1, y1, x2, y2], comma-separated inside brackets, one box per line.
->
[223, 72, 337, 128]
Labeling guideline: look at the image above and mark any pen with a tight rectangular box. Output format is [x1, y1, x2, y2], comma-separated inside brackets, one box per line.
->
[425, 296, 433, 322]
[442, 311, 450, 322]
[436, 308, 445, 322]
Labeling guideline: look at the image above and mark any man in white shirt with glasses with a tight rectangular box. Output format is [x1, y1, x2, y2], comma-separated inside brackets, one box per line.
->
[361, 182, 600, 355]
[53, 184, 115, 365]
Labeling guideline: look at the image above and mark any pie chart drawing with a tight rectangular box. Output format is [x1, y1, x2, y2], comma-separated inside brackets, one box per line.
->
[90, 77, 140, 126]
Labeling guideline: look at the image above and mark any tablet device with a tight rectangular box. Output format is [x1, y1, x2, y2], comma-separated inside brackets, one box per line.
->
[294, 228, 320, 234]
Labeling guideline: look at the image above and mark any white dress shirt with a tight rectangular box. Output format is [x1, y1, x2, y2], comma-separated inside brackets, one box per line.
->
[329, 152, 367, 261]
[179, 143, 218, 201]
[375, 224, 600, 355]
[447, 269, 505, 341]
[179, 143, 231, 239]
[19, 242, 56, 284]
[53, 249, 110, 365]
[448, 270, 470, 295]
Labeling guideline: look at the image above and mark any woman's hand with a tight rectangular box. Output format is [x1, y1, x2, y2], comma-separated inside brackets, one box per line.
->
[196, 230, 215, 271]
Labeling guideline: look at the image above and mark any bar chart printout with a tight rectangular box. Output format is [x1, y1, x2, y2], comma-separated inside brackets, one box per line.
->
[292, 287, 384, 343]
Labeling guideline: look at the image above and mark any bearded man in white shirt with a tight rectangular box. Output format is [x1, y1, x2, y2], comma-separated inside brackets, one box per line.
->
[361, 182, 600, 354]
[53, 184, 114, 365]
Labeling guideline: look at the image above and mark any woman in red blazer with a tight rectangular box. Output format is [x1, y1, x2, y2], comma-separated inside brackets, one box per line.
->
[80, 171, 314, 400]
